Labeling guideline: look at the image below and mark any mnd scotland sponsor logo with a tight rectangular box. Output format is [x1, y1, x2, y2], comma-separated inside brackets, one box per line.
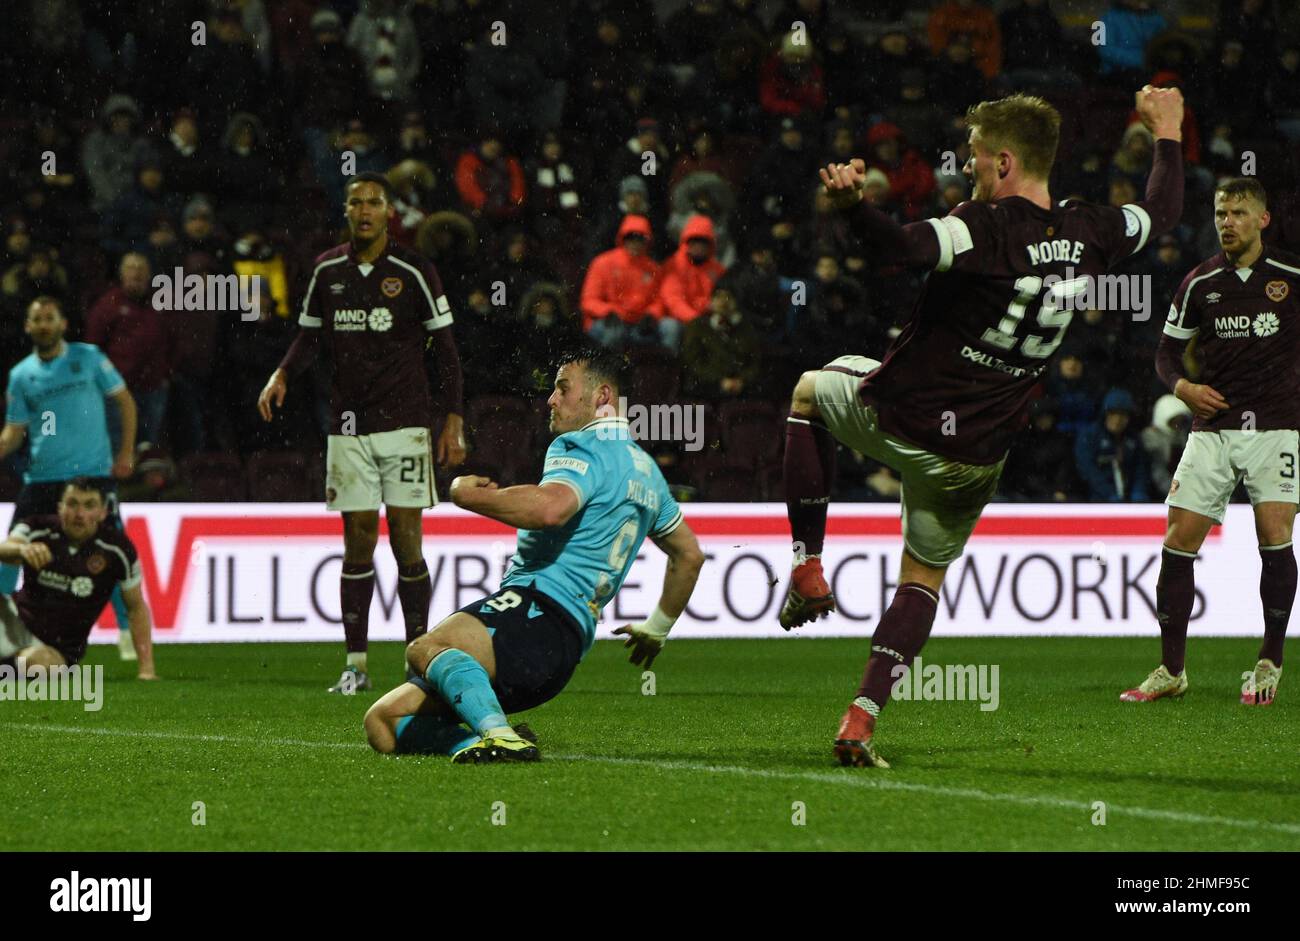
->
[50, 871, 151, 921]
[890, 656, 1000, 711]
[0, 658, 103, 712]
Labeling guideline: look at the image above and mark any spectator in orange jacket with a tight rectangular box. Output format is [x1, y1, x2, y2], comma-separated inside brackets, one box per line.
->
[579, 214, 666, 348]
[928, 0, 1003, 80]
[658, 214, 725, 350]
[454, 133, 526, 224]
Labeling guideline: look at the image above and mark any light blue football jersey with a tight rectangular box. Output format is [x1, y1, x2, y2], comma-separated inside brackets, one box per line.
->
[4, 343, 125, 483]
[500, 416, 683, 654]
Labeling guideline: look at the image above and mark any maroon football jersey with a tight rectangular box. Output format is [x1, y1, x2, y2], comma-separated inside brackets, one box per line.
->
[299, 241, 454, 435]
[859, 197, 1158, 464]
[11, 515, 142, 664]
[1164, 246, 1300, 432]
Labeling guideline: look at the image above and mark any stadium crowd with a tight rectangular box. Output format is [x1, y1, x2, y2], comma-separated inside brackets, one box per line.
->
[2, 0, 1299, 503]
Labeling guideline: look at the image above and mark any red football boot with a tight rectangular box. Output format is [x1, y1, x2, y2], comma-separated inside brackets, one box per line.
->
[779, 557, 836, 630]
[833, 699, 889, 768]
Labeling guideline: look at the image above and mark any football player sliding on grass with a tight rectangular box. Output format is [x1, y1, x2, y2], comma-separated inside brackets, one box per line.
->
[363, 345, 705, 762]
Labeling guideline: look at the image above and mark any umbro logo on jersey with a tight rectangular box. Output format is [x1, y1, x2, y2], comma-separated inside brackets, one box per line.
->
[329, 282, 345, 294]
[1205, 292, 1221, 304]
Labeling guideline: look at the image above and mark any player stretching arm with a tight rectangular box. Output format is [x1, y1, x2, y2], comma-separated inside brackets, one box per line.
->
[362, 346, 705, 762]
[777, 87, 1183, 767]
[1121, 177, 1300, 706]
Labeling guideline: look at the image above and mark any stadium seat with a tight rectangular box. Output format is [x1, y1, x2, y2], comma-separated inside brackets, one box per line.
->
[0, 469, 20, 502]
[178, 453, 247, 502]
[624, 345, 682, 403]
[716, 401, 783, 470]
[467, 394, 531, 430]
[696, 464, 771, 502]
[468, 411, 531, 485]
[245, 450, 313, 502]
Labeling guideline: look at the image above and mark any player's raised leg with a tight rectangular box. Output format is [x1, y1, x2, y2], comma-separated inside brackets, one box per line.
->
[780, 368, 839, 629]
[331, 509, 379, 693]
[1244, 500, 1295, 705]
[405, 612, 538, 762]
[1121, 505, 1211, 701]
[835, 550, 945, 768]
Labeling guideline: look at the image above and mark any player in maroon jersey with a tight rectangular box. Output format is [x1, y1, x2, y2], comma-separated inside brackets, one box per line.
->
[1123, 177, 1300, 706]
[257, 172, 466, 693]
[0, 478, 156, 679]
[778, 88, 1185, 766]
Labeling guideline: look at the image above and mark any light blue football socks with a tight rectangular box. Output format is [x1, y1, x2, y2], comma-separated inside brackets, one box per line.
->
[393, 715, 480, 756]
[422, 649, 508, 736]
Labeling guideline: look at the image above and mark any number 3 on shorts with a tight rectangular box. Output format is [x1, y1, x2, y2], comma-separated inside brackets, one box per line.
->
[485, 590, 524, 613]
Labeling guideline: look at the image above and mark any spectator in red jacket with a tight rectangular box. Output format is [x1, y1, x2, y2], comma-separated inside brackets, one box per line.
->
[928, 0, 1003, 80]
[865, 122, 937, 222]
[759, 32, 827, 122]
[85, 252, 172, 447]
[579, 214, 665, 348]
[658, 214, 726, 350]
[1126, 70, 1202, 165]
[454, 134, 527, 225]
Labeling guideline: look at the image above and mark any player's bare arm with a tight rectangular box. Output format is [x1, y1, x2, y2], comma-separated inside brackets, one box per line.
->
[121, 582, 157, 680]
[0, 421, 26, 460]
[256, 368, 288, 422]
[614, 522, 705, 668]
[1173, 376, 1230, 419]
[109, 387, 137, 478]
[449, 475, 579, 530]
[0, 534, 52, 570]
[436, 412, 466, 467]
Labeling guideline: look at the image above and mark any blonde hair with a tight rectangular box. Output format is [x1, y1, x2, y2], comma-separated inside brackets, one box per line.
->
[966, 94, 1061, 180]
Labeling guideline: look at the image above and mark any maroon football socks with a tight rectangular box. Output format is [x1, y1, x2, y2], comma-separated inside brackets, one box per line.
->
[784, 413, 837, 558]
[1155, 547, 1195, 675]
[1259, 543, 1295, 666]
[855, 583, 940, 711]
[397, 559, 433, 644]
[340, 561, 375, 653]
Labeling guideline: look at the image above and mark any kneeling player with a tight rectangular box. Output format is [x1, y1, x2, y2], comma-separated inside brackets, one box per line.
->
[1122, 177, 1300, 705]
[364, 348, 704, 762]
[0, 477, 157, 679]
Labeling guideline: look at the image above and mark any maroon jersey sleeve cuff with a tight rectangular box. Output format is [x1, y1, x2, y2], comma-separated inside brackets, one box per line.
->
[277, 327, 321, 377]
[1154, 332, 1189, 392]
[848, 202, 941, 269]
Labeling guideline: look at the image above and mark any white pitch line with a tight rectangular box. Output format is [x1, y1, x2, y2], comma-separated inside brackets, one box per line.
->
[551, 753, 1300, 837]
[1, 722, 360, 750]
[6, 723, 1297, 838]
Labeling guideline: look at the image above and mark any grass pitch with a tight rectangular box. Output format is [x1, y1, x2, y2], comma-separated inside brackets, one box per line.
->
[2, 637, 1296, 851]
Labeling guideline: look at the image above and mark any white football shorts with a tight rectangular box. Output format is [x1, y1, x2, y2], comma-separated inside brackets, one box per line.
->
[1166, 428, 1299, 523]
[813, 355, 1004, 567]
[325, 426, 436, 511]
